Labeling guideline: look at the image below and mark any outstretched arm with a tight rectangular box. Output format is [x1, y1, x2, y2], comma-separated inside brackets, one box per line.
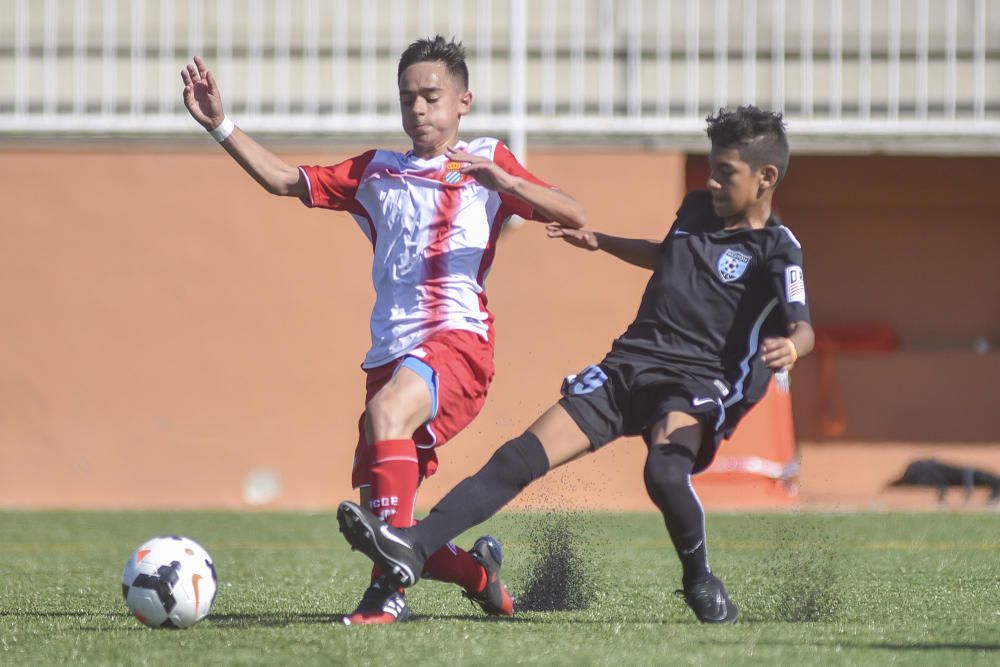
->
[445, 148, 585, 229]
[760, 320, 815, 372]
[545, 224, 660, 270]
[181, 56, 306, 198]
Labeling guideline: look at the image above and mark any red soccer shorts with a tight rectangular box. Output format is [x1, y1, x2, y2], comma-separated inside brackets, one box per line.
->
[351, 328, 495, 488]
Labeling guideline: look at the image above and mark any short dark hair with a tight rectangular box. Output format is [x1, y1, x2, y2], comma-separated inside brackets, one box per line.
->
[706, 106, 790, 183]
[397, 36, 469, 90]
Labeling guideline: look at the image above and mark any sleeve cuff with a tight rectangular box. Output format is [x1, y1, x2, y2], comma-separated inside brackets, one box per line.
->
[297, 166, 315, 207]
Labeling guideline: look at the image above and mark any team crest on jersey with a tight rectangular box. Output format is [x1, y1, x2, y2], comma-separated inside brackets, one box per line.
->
[717, 248, 752, 282]
[444, 161, 463, 184]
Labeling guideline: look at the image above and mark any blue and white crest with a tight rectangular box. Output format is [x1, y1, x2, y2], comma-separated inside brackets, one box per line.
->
[444, 170, 462, 184]
[717, 248, 752, 282]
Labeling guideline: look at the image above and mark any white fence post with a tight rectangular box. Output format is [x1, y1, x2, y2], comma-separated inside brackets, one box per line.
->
[509, 0, 527, 161]
[859, 0, 871, 121]
[73, 0, 88, 117]
[973, 0, 986, 121]
[43, 0, 58, 117]
[713, 0, 727, 113]
[742, 0, 756, 106]
[657, 0, 673, 116]
[771, 0, 785, 114]
[685, 0, 699, 117]
[829, 0, 842, 119]
[159, 0, 175, 117]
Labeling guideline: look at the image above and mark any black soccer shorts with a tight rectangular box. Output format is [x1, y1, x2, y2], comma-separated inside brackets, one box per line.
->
[557, 353, 729, 473]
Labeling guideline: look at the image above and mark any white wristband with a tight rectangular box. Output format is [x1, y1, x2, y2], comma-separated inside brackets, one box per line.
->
[209, 115, 235, 143]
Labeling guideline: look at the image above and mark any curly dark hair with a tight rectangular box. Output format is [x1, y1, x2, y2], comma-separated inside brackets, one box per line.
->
[706, 106, 790, 183]
[397, 35, 469, 90]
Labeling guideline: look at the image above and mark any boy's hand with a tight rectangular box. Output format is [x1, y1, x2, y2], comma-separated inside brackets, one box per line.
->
[760, 337, 798, 371]
[445, 147, 518, 192]
[545, 223, 600, 251]
[181, 56, 225, 131]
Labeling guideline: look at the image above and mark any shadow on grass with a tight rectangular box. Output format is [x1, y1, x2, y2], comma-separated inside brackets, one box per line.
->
[208, 612, 536, 627]
[2, 609, 626, 628]
[415, 613, 700, 626]
[414, 614, 536, 623]
[1, 611, 120, 619]
[702, 636, 1000, 653]
[2, 610, 339, 630]
[207, 612, 338, 627]
[870, 643, 999, 652]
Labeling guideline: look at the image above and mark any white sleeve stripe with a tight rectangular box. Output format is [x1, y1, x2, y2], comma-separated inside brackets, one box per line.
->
[778, 225, 801, 248]
[298, 166, 314, 206]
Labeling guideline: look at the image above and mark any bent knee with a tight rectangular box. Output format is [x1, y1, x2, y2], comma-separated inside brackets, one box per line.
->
[644, 444, 697, 496]
[644, 459, 690, 494]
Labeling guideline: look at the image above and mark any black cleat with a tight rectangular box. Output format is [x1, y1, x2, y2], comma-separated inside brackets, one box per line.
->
[336, 501, 424, 588]
[678, 574, 739, 624]
[341, 579, 411, 625]
[463, 536, 514, 616]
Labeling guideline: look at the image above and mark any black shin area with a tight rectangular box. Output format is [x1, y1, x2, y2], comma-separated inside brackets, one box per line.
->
[644, 443, 711, 585]
[408, 432, 550, 560]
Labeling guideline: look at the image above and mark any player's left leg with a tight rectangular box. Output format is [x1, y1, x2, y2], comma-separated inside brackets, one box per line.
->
[644, 410, 737, 624]
[342, 367, 429, 625]
[365, 332, 510, 614]
[398, 334, 515, 614]
[338, 355, 623, 590]
[337, 403, 591, 588]
[645, 412, 711, 586]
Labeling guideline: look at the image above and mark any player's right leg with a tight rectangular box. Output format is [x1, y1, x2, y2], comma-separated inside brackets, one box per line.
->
[337, 403, 592, 588]
[340, 466, 413, 625]
[339, 576, 411, 626]
[644, 409, 737, 624]
[363, 362, 432, 526]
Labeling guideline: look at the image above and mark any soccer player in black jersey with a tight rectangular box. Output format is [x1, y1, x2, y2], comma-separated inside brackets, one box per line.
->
[336, 106, 815, 624]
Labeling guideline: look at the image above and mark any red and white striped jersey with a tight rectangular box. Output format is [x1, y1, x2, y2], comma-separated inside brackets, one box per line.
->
[299, 137, 551, 368]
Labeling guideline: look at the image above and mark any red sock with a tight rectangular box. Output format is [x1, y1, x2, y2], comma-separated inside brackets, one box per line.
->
[367, 439, 485, 593]
[367, 439, 419, 588]
[423, 543, 488, 593]
[368, 439, 419, 527]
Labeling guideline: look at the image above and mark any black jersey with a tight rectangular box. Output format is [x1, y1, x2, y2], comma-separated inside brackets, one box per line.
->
[610, 189, 811, 396]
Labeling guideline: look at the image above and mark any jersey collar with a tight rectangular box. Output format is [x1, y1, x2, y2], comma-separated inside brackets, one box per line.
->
[405, 139, 469, 165]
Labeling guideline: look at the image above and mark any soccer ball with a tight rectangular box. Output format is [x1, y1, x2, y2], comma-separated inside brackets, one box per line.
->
[121, 535, 218, 629]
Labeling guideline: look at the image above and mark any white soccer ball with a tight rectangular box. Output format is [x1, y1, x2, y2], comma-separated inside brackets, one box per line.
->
[121, 535, 218, 629]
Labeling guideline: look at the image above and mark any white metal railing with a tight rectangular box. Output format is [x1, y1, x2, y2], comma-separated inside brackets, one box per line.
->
[1, 0, 998, 155]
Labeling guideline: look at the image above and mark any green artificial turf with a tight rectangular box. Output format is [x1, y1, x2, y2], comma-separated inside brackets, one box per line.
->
[1, 510, 998, 665]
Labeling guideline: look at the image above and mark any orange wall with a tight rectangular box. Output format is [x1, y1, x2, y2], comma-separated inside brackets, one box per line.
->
[773, 155, 1000, 347]
[2, 147, 997, 510]
[769, 155, 1000, 442]
[0, 147, 686, 509]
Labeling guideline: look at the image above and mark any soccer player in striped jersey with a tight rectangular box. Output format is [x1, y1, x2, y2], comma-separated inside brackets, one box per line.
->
[336, 106, 815, 624]
[181, 36, 585, 624]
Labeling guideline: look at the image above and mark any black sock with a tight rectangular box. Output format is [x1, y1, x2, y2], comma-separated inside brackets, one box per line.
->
[644, 443, 712, 586]
[407, 432, 549, 561]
